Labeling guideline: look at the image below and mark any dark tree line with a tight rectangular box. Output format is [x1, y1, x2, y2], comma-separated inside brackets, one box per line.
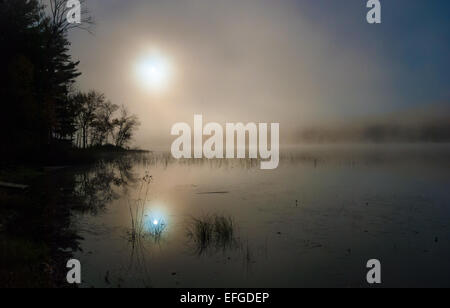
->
[0, 0, 139, 162]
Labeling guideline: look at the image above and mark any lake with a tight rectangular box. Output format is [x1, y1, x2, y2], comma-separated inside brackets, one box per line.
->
[64, 144, 450, 287]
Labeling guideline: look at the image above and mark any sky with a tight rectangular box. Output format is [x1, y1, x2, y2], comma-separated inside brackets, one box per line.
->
[68, 0, 450, 149]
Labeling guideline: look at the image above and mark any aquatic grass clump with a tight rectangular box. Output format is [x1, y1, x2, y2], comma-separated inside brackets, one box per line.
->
[128, 200, 146, 243]
[127, 172, 164, 244]
[213, 215, 235, 244]
[186, 215, 237, 255]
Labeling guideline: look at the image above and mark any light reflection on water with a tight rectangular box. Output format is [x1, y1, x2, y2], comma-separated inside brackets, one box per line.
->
[70, 145, 450, 288]
[143, 206, 169, 236]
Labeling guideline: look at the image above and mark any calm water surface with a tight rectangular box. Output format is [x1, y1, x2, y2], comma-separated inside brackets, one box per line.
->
[68, 145, 450, 287]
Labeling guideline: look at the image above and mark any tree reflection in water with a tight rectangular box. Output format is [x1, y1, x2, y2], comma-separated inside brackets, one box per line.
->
[71, 154, 138, 214]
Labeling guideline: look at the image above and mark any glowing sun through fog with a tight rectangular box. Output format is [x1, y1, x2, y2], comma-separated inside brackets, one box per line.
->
[135, 52, 172, 92]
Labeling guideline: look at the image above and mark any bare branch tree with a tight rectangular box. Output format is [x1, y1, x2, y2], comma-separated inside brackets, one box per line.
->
[47, 0, 94, 35]
[113, 106, 141, 148]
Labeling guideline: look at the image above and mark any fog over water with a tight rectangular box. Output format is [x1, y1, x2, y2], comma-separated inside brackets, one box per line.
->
[68, 0, 450, 149]
[69, 145, 450, 287]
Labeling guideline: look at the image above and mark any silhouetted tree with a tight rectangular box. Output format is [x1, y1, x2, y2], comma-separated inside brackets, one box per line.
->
[113, 106, 140, 148]
[0, 0, 46, 158]
[0, 0, 92, 161]
[91, 100, 119, 146]
[0, 1, 141, 162]
[72, 91, 104, 148]
[70, 91, 139, 149]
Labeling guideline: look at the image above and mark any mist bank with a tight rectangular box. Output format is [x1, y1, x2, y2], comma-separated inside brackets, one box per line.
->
[136, 105, 450, 150]
[143, 118, 450, 151]
[294, 122, 449, 144]
[291, 106, 450, 144]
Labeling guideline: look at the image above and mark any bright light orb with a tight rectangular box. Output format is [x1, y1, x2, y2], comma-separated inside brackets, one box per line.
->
[136, 53, 171, 91]
[143, 207, 168, 237]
